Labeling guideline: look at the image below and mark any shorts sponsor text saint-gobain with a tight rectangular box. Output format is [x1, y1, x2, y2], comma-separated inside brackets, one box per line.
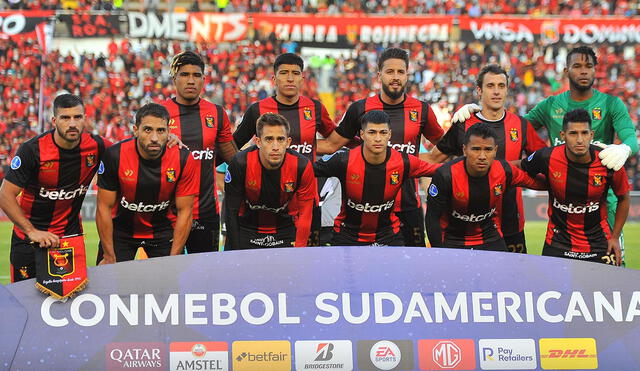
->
[478, 339, 537, 370]
[105, 342, 166, 371]
[294, 340, 353, 370]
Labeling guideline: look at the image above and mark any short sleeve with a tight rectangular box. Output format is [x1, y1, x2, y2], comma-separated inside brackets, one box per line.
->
[335, 102, 363, 139]
[216, 105, 234, 144]
[176, 152, 199, 197]
[4, 143, 38, 188]
[97, 147, 119, 192]
[435, 121, 464, 156]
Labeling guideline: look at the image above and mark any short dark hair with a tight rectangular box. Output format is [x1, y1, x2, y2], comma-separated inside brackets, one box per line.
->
[256, 113, 290, 137]
[476, 64, 509, 88]
[566, 46, 598, 67]
[135, 103, 170, 126]
[274, 53, 304, 73]
[360, 110, 390, 130]
[53, 94, 84, 116]
[377, 47, 409, 70]
[562, 108, 592, 131]
[464, 122, 498, 145]
[170, 51, 205, 77]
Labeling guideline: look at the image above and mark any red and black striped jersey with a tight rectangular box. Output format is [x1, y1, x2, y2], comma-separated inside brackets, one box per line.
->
[426, 157, 543, 249]
[233, 96, 336, 160]
[435, 112, 546, 236]
[224, 146, 316, 250]
[335, 94, 444, 211]
[5, 130, 109, 239]
[163, 97, 234, 222]
[314, 147, 441, 244]
[521, 144, 629, 253]
[97, 138, 198, 240]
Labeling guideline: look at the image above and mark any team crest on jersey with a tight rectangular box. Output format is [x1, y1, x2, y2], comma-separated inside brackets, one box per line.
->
[509, 128, 519, 142]
[284, 182, 295, 192]
[592, 108, 602, 120]
[205, 116, 215, 128]
[86, 154, 95, 168]
[494, 184, 503, 196]
[409, 110, 418, 122]
[303, 107, 312, 121]
[166, 168, 176, 183]
[390, 171, 400, 185]
[593, 174, 604, 186]
[19, 266, 29, 279]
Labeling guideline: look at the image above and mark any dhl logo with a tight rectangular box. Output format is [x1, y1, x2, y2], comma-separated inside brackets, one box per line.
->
[543, 349, 595, 359]
[539, 338, 597, 369]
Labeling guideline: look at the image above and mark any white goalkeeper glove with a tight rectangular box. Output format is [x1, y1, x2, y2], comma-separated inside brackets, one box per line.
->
[451, 103, 481, 124]
[598, 143, 631, 171]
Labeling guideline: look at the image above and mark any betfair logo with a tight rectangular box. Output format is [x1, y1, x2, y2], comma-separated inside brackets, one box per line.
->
[539, 338, 597, 369]
[232, 340, 291, 371]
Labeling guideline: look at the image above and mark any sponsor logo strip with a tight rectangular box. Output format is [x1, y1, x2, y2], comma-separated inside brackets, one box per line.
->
[294, 340, 353, 371]
[539, 338, 598, 370]
[418, 339, 476, 370]
[478, 339, 536, 370]
[232, 340, 291, 371]
[170, 342, 228, 371]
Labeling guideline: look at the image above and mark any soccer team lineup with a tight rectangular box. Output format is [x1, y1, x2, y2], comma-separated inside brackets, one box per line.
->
[3, 45, 638, 287]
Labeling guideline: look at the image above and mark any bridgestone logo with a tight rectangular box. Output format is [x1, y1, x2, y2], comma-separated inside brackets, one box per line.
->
[120, 197, 170, 212]
[39, 185, 89, 201]
[347, 199, 394, 213]
[289, 143, 313, 154]
[451, 208, 496, 222]
[191, 148, 215, 161]
[553, 199, 600, 214]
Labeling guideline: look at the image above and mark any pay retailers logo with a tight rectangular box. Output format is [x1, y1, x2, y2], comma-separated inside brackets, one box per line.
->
[479, 339, 536, 370]
[295, 340, 353, 370]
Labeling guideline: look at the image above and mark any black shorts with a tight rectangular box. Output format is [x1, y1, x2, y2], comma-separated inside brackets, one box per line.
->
[226, 226, 295, 250]
[307, 205, 322, 246]
[398, 208, 425, 247]
[331, 229, 404, 247]
[96, 230, 172, 263]
[542, 244, 617, 265]
[504, 231, 527, 254]
[319, 226, 334, 246]
[184, 218, 220, 254]
[10, 231, 36, 282]
[435, 239, 508, 252]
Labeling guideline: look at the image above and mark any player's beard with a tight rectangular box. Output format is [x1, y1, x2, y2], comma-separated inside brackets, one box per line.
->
[382, 81, 405, 100]
[59, 127, 82, 143]
[569, 75, 594, 92]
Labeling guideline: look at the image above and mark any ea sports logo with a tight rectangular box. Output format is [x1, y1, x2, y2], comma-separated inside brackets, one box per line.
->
[370, 341, 401, 370]
[433, 341, 461, 368]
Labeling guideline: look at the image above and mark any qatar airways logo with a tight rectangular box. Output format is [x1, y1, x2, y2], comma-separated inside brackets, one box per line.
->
[39, 185, 89, 201]
[553, 199, 600, 214]
[452, 208, 496, 222]
[289, 142, 313, 154]
[120, 197, 170, 212]
[246, 201, 289, 214]
[347, 199, 394, 213]
[389, 142, 416, 154]
[191, 148, 215, 161]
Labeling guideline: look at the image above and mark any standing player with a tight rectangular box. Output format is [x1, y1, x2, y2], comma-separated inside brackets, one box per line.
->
[233, 53, 336, 245]
[314, 111, 441, 246]
[163, 51, 237, 254]
[426, 123, 545, 251]
[319, 47, 444, 246]
[519, 109, 629, 265]
[0, 94, 109, 282]
[224, 113, 315, 250]
[453, 46, 638, 262]
[426, 65, 547, 253]
[96, 103, 198, 263]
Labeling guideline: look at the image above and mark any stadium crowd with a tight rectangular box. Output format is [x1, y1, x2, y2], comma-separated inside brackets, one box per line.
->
[1, 31, 639, 187]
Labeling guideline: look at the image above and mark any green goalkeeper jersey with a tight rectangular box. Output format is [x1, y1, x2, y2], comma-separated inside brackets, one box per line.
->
[525, 89, 638, 154]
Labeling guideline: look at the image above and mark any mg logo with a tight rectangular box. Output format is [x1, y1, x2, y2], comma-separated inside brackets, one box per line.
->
[433, 341, 461, 368]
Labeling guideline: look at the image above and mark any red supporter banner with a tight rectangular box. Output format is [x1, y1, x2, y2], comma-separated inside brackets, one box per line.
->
[459, 16, 640, 45]
[59, 13, 122, 38]
[187, 12, 247, 42]
[252, 14, 451, 45]
[0, 11, 53, 39]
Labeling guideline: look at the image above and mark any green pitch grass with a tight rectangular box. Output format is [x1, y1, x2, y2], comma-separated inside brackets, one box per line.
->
[1, 221, 638, 285]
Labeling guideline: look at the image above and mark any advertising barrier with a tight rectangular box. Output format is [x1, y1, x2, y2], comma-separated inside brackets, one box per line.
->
[2, 247, 640, 370]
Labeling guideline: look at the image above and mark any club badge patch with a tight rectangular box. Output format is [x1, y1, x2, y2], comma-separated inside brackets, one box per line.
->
[224, 170, 232, 183]
[86, 154, 95, 168]
[390, 171, 399, 185]
[205, 116, 215, 128]
[303, 107, 312, 121]
[166, 168, 176, 183]
[10, 156, 21, 170]
[428, 183, 438, 197]
[509, 128, 518, 142]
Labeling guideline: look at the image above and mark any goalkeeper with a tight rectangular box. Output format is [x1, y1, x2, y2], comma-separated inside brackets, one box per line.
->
[453, 46, 638, 265]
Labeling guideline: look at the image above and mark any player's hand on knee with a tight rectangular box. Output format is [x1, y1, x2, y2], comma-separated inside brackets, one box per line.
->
[598, 143, 631, 171]
[28, 230, 59, 248]
[451, 103, 481, 124]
